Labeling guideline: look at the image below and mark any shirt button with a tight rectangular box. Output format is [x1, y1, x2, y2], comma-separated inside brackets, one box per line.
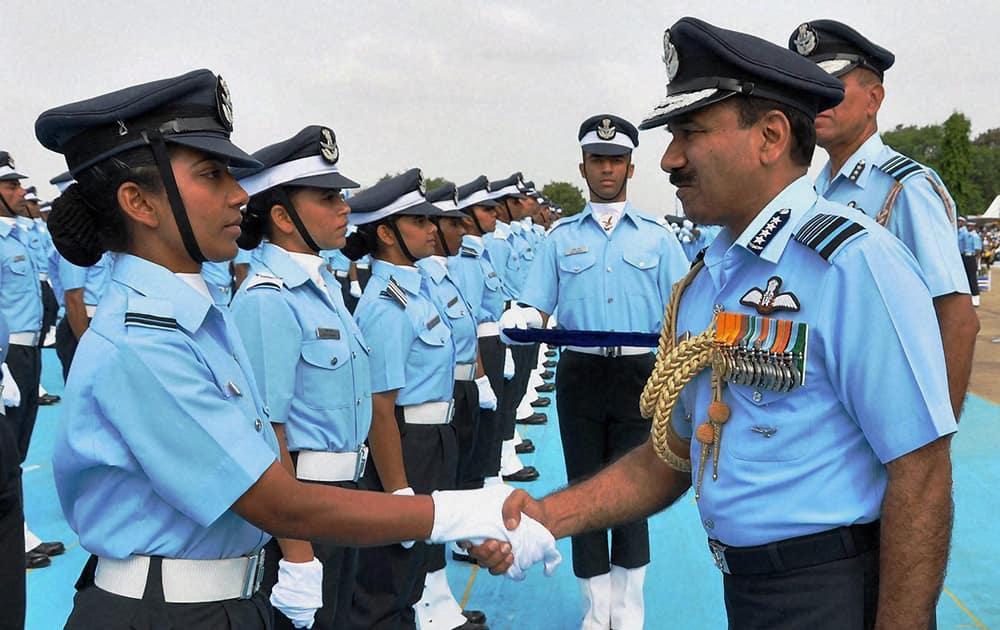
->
[606, 266, 612, 272]
[704, 519, 715, 530]
[254, 418, 263, 432]
[356, 399, 362, 406]
[574, 265, 580, 271]
[639, 261, 646, 268]
[752, 390, 762, 403]
[331, 357, 338, 366]
[352, 352, 357, 359]
[608, 298, 614, 303]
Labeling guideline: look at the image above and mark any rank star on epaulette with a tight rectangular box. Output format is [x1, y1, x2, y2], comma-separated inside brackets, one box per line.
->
[849, 159, 865, 182]
[747, 208, 791, 255]
[739, 276, 800, 314]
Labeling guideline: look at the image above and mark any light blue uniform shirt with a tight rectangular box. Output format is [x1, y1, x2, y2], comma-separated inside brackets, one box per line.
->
[0, 219, 43, 334]
[416, 257, 478, 364]
[17, 217, 53, 276]
[53, 255, 279, 559]
[671, 176, 956, 547]
[957, 229, 970, 254]
[231, 243, 372, 453]
[354, 260, 455, 406]
[59, 252, 114, 306]
[815, 134, 968, 298]
[484, 222, 523, 299]
[969, 230, 982, 254]
[448, 235, 507, 324]
[0, 314, 8, 363]
[520, 202, 689, 332]
[322, 249, 352, 274]
[200, 260, 234, 307]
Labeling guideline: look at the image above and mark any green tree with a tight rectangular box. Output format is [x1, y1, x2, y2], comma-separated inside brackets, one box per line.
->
[937, 112, 981, 215]
[541, 181, 586, 216]
[882, 122, 944, 167]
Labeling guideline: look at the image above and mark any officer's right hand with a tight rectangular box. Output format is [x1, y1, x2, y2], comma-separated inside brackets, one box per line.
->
[1, 363, 21, 407]
[349, 280, 363, 298]
[270, 558, 323, 629]
[499, 305, 542, 345]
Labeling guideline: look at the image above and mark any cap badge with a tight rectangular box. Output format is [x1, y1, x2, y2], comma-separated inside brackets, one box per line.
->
[319, 127, 339, 164]
[484, 180, 492, 192]
[793, 24, 818, 56]
[663, 30, 680, 81]
[216, 75, 234, 131]
[596, 118, 617, 140]
[452, 187, 461, 205]
[2, 154, 13, 169]
[416, 170, 427, 195]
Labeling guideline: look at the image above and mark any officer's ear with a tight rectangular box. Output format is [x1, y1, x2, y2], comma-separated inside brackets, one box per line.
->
[757, 110, 792, 167]
[269, 204, 296, 236]
[116, 180, 162, 230]
[626, 159, 635, 180]
[375, 222, 397, 248]
[866, 82, 885, 118]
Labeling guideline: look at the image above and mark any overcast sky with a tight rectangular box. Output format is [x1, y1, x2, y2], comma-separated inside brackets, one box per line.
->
[4, 0, 997, 213]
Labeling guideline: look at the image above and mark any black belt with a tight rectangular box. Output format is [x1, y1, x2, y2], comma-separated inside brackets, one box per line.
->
[708, 521, 880, 576]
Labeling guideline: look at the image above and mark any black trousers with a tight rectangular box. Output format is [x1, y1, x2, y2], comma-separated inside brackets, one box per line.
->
[0, 416, 25, 630]
[962, 254, 980, 296]
[66, 555, 272, 630]
[500, 343, 538, 441]
[350, 415, 457, 630]
[3, 344, 41, 463]
[468, 335, 504, 484]
[452, 379, 481, 491]
[260, 478, 361, 630]
[39, 281, 58, 347]
[55, 316, 81, 382]
[556, 351, 655, 578]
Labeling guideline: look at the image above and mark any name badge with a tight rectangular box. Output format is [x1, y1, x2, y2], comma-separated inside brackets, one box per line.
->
[426, 315, 441, 330]
[565, 246, 589, 256]
[13, 255, 25, 262]
[447, 297, 459, 308]
[316, 328, 341, 340]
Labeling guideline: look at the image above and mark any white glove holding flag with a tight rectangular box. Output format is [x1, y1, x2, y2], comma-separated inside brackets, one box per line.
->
[429, 485, 562, 581]
[393, 487, 417, 548]
[349, 281, 363, 298]
[503, 348, 516, 380]
[270, 558, 323, 629]
[475, 375, 498, 410]
[499, 305, 543, 346]
[1, 363, 21, 408]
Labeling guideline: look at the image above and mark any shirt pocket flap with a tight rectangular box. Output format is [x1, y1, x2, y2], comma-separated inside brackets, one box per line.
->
[301, 339, 350, 370]
[622, 249, 659, 271]
[558, 253, 596, 274]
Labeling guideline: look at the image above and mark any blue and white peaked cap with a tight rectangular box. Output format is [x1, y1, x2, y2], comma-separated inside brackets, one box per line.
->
[348, 168, 449, 225]
[640, 17, 845, 130]
[0, 151, 27, 181]
[425, 182, 467, 217]
[456, 176, 499, 210]
[578, 114, 639, 156]
[488, 173, 529, 201]
[236, 125, 360, 197]
[789, 20, 895, 80]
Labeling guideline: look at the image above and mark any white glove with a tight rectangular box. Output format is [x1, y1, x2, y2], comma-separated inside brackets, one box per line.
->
[503, 348, 516, 380]
[1, 363, 21, 408]
[498, 305, 542, 346]
[270, 558, 323, 629]
[349, 280, 363, 298]
[429, 485, 562, 581]
[393, 487, 416, 548]
[475, 375, 498, 410]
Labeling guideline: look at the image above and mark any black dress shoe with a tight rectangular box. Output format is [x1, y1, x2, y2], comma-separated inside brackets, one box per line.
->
[542, 360, 557, 368]
[539, 370, 555, 380]
[544, 350, 557, 357]
[530, 398, 551, 408]
[26, 550, 51, 569]
[462, 609, 487, 624]
[515, 439, 535, 454]
[516, 412, 547, 425]
[31, 541, 65, 557]
[38, 393, 61, 406]
[502, 466, 539, 482]
[534, 383, 556, 393]
[451, 621, 488, 630]
[452, 549, 477, 564]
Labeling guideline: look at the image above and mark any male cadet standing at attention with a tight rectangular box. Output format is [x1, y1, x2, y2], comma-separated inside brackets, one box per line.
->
[790, 20, 979, 416]
[957, 217, 982, 306]
[506, 115, 688, 630]
[479, 17, 956, 630]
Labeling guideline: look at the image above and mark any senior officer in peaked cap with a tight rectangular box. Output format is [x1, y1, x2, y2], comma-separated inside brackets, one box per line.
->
[477, 17, 955, 630]
[790, 19, 978, 420]
[507, 113, 688, 630]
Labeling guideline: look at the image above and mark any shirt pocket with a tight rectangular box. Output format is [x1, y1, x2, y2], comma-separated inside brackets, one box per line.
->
[299, 339, 352, 410]
[725, 385, 811, 462]
[484, 271, 501, 293]
[443, 295, 468, 322]
[557, 252, 596, 275]
[416, 320, 449, 349]
[622, 248, 659, 272]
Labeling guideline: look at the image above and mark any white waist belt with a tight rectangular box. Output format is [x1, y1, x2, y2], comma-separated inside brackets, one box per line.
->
[8, 331, 40, 346]
[296, 447, 368, 482]
[334, 270, 349, 279]
[454, 362, 477, 381]
[566, 345, 650, 357]
[85, 304, 98, 318]
[356, 262, 370, 270]
[38, 272, 49, 282]
[476, 322, 500, 337]
[402, 400, 454, 425]
[94, 550, 266, 603]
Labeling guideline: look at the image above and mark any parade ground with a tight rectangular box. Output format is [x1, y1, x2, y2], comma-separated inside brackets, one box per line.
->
[22, 285, 1000, 629]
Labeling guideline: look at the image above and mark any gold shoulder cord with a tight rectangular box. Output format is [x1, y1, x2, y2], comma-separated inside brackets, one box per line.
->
[640, 260, 729, 499]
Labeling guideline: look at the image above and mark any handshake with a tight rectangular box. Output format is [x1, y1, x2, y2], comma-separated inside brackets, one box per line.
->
[431, 485, 561, 581]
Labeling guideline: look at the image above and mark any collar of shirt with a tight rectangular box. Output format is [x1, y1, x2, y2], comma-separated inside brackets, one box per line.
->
[581, 201, 638, 230]
[371, 259, 422, 296]
[416, 256, 448, 285]
[112, 254, 214, 333]
[0, 217, 15, 236]
[175, 273, 214, 301]
[816, 133, 884, 195]
[254, 242, 312, 289]
[493, 221, 511, 239]
[15, 216, 34, 231]
[286, 249, 327, 289]
[460, 234, 485, 255]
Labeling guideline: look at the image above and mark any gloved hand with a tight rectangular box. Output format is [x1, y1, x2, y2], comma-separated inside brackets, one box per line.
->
[503, 348, 516, 380]
[475, 375, 498, 410]
[1, 363, 21, 408]
[429, 485, 562, 581]
[393, 487, 416, 548]
[499, 305, 542, 346]
[349, 280, 363, 298]
[270, 558, 323, 629]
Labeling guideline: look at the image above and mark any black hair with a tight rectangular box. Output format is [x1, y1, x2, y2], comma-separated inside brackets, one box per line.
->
[341, 222, 383, 261]
[237, 186, 285, 250]
[733, 96, 816, 167]
[47, 147, 164, 266]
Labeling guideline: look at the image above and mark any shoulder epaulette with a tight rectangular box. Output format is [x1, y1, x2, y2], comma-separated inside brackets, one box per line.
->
[878, 154, 925, 183]
[379, 275, 408, 308]
[691, 248, 707, 268]
[124, 311, 178, 330]
[245, 274, 284, 291]
[459, 245, 478, 258]
[794, 213, 867, 261]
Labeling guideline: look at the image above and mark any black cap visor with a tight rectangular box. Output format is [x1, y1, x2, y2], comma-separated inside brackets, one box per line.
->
[284, 171, 361, 190]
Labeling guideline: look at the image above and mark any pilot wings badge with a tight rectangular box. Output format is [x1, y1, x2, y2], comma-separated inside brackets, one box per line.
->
[739, 276, 800, 315]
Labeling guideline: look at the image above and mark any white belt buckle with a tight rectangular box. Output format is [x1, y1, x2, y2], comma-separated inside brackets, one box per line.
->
[708, 540, 730, 574]
[604, 346, 622, 358]
[240, 549, 266, 599]
[354, 445, 369, 482]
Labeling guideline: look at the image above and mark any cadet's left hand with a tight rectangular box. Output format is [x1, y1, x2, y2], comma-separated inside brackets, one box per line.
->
[475, 375, 498, 410]
[270, 558, 323, 628]
[1, 363, 21, 408]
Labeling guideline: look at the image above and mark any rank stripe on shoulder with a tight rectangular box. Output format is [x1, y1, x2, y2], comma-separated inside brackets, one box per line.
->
[124, 312, 178, 329]
[459, 245, 478, 258]
[879, 155, 924, 182]
[795, 213, 866, 261]
[379, 276, 408, 308]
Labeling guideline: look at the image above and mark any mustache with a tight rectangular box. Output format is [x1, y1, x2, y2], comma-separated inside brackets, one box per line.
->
[669, 170, 695, 187]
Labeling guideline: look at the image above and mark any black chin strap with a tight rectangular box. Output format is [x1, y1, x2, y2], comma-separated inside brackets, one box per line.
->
[143, 130, 206, 264]
[0, 195, 15, 218]
[499, 199, 515, 223]
[387, 217, 418, 263]
[463, 208, 487, 235]
[275, 187, 321, 253]
[430, 217, 454, 257]
[586, 156, 631, 202]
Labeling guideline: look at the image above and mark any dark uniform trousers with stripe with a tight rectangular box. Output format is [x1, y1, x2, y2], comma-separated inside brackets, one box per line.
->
[556, 350, 654, 578]
[467, 334, 504, 485]
[500, 343, 538, 442]
[0, 415, 25, 630]
[3, 343, 41, 462]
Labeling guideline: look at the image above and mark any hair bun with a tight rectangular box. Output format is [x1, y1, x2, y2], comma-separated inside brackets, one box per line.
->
[341, 230, 372, 261]
[47, 184, 106, 266]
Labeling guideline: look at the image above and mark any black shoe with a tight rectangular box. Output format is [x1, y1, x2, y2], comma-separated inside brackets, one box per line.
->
[515, 439, 535, 454]
[38, 393, 61, 406]
[462, 609, 487, 624]
[534, 383, 555, 393]
[539, 370, 555, 380]
[451, 621, 488, 630]
[545, 350, 557, 357]
[502, 466, 539, 482]
[530, 398, 551, 408]
[452, 549, 478, 564]
[516, 412, 547, 425]
[31, 541, 65, 557]
[26, 550, 51, 569]
[542, 360, 557, 368]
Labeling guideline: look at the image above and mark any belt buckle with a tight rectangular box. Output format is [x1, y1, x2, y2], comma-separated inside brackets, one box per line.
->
[708, 539, 730, 574]
[446, 399, 455, 423]
[604, 346, 621, 358]
[354, 445, 369, 482]
[241, 548, 266, 599]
